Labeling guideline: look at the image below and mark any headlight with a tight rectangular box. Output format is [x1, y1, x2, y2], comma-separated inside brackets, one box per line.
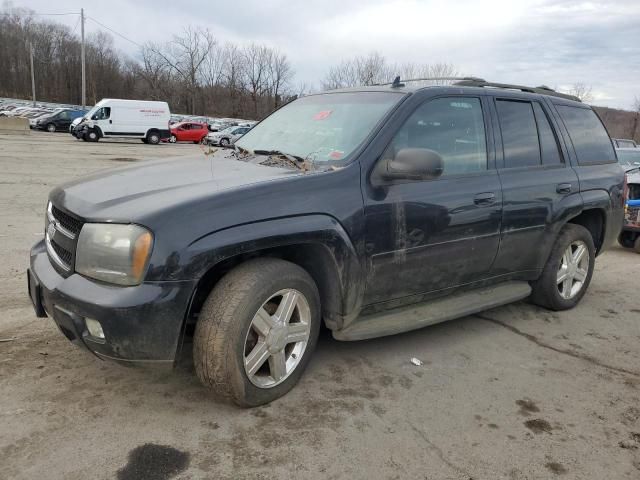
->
[75, 224, 153, 286]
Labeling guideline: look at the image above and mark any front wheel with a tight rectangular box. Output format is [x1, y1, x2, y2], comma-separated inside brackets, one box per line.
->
[85, 129, 99, 142]
[530, 224, 595, 310]
[169, 135, 177, 143]
[193, 258, 321, 407]
[219, 137, 230, 147]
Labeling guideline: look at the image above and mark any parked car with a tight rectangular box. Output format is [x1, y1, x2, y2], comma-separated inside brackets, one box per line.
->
[33, 109, 86, 132]
[616, 147, 640, 171]
[206, 125, 251, 146]
[167, 122, 209, 144]
[619, 168, 640, 252]
[76, 99, 170, 144]
[613, 138, 637, 148]
[27, 79, 624, 406]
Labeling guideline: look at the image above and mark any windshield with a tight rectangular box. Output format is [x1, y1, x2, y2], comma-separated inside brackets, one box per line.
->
[235, 91, 404, 164]
[618, 149, 640, 167]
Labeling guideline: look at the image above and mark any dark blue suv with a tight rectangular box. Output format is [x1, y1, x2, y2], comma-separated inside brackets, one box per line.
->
[27, 78, 624, 406]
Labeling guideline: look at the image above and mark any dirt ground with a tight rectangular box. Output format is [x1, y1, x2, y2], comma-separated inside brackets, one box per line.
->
[1, 131, 639, 480]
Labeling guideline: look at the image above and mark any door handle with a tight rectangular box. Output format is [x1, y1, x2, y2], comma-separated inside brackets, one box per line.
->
[109, 120, 112, 124]
[474, 192, 496, 205]
[556, 183, 572, 194]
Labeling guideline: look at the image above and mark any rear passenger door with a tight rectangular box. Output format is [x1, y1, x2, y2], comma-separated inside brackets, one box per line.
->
[490, 97, 579, 276]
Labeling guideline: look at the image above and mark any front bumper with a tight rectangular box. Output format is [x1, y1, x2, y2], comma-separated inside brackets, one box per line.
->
[28, 240, 197, 365]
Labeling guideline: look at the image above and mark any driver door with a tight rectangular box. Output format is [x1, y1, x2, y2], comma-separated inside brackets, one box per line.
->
[362, 96, 503, 305]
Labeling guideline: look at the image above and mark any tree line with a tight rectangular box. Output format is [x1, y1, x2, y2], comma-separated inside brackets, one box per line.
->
[0, 7, 295, 119]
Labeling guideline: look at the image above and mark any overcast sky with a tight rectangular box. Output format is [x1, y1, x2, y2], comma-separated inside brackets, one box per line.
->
[15, 0, 640, 109]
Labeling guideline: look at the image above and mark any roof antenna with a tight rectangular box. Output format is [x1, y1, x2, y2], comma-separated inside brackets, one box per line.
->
[391, 76, 405, 88]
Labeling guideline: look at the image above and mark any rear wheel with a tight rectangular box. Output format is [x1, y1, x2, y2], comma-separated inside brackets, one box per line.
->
[146, 131, 160, 145]
[46, 123, 55, 133]
[193, 258, 321, 407]
[530, 224, 595, 310]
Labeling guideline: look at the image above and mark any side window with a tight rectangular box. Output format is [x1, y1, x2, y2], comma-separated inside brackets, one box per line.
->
[532, 103, 563, 165]
[556, 106, 616, 165]
[59, 111, 70, 120]
[383, 97, 487, 177]
[496, 100, 540, 168]
[92, 107, 110, 120]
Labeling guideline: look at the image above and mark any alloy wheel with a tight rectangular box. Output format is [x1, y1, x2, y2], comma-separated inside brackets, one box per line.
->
[556, 240, 589, 299]
[243, 289, 311, 388]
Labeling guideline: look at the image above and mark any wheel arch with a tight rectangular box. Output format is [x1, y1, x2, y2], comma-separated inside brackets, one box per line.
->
[179, 215, 364, 338]
[566, 207, 606, 254]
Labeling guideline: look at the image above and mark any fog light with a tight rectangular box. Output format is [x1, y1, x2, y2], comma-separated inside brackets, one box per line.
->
[85, 318, 105, 339]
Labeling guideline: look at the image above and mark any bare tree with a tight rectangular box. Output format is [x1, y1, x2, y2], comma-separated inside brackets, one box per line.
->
[322, 52, 388, 89]
[266, 49, 293, 109]
[242, 43, 272, 116]
[565, 83, 594, 103]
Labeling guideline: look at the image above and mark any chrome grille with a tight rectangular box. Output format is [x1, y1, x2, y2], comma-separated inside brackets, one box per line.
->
[45, 202, 84, 274]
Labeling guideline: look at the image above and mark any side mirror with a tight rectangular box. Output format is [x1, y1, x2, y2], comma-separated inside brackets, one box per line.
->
[374, 148, 444, 184]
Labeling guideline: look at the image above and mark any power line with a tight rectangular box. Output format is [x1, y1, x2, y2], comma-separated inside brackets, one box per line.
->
[86, 16, 143, 48]
[0, 12, 79, 16]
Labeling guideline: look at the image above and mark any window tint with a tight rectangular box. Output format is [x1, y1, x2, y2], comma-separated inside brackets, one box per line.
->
[496, 100, 540, 168]
[557, 106, 616, 165]
[384, 97, 487, 177]
[532, 103, 563, 165]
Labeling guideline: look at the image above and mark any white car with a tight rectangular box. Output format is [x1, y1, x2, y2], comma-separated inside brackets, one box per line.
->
[206, 126, 252, 147]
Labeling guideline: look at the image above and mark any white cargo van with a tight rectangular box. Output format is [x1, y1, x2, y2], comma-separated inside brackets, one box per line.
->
[79, 99, 170, 144]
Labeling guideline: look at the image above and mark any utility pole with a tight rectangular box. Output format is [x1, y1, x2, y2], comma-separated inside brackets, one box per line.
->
[81, 8, 86, 109]
[29, 43, 36, 106]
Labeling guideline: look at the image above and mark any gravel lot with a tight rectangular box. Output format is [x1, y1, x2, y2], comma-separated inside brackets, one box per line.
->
[1, 131, 639, 480]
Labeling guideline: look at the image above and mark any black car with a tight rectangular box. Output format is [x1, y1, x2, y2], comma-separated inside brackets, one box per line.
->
[27, 78, 624, 406]
[34, 108, 86, 133]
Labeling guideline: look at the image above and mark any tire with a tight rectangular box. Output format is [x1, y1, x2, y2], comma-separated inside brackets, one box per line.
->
[141, 138, 148, 144]
[634, 236, 640, 254]
[46, 123, 55, 133]
[169, 135, 177, 143]
[618, 231, 635, 249]
[146, 131, 160, 145]
[530, 224, 595, 311]
[220, 137, 230, 147]
[193, 258, 321, 407]
[86, 129, 99, 142]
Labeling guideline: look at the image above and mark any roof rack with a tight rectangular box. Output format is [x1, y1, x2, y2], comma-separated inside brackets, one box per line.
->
[379, 76, 581, 102]
[452, 79, 581, 102]
[378, 76, 486, 87]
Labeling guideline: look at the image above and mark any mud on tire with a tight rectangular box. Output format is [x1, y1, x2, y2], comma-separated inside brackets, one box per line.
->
[530, 223, 595, 311]
[193, 258, 321, 407]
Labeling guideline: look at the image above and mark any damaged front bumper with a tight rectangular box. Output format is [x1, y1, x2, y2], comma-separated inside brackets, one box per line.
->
[28, 239, 196, 365]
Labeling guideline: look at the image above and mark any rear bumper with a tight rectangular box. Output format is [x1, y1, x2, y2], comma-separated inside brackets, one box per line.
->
[28, 240, 196, 365]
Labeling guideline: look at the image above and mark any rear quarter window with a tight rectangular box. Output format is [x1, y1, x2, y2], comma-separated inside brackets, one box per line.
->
[556, 105, 616, 165]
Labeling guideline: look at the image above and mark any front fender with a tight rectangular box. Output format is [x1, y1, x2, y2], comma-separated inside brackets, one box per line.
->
[177, 215, 365, 319]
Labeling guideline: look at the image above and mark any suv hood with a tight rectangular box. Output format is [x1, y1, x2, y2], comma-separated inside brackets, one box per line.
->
[50, 151, 298, 222]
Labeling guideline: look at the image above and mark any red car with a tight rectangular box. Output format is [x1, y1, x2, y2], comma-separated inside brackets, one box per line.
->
[169, 122, 209, 143]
